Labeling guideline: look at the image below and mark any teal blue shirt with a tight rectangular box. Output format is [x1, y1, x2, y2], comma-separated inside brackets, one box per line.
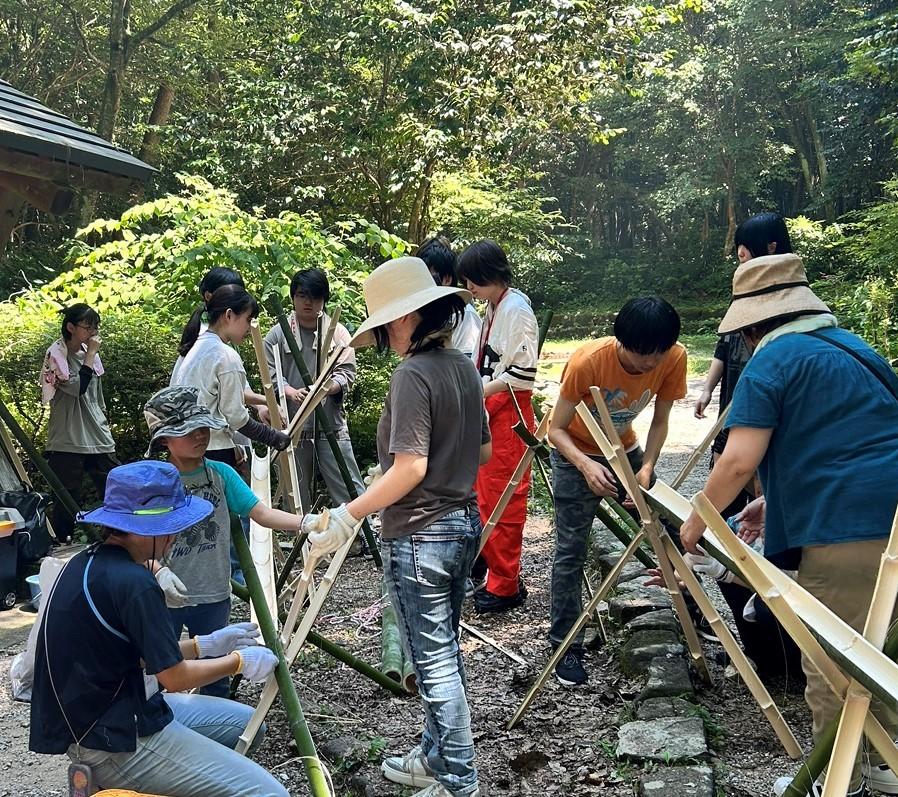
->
[727, 328, 898, 557]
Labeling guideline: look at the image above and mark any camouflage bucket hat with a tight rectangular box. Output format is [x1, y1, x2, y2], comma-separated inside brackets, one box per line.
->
[143, 385, 226, 457]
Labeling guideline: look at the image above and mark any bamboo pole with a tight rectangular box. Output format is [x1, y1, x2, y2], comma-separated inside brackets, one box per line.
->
[274, 536, 307, 594]
[0, 416, 31, 486]
[670, 405, 730, 490]
[821, 507, 898, 797]
[237, 513, 363, 753]
[459, 619, 528, 666]
[537, 309, 554, 356]
[478, 412, 550, 555]
[381, 587, 404, 684]
[582, 390, 710, 682]
[595, 501, 655, 569]
[231, 579, 404, 696]
[659, 533, 801, 758]
[508, 526, 648, 728]
[249, 449, 277, 625]
[320, 307, 342, 371]
[231, 524, 331, 796]
[401, 657, 417, 694]
[270, 294, 381, 566]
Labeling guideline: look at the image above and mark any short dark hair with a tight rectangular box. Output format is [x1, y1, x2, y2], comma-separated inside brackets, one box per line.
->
[290, 268, 330, 303]
[734, 213, 793, 260]
[417, 236, 457, 286]
[373, 295, 464, 356]
[199, 267, 244, 298]
[456, 240, 513, 287]
[61, 303, 100, 340]
[614, 297, 681, 355]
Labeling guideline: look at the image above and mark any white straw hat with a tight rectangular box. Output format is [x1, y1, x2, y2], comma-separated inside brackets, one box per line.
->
[718, 253, 830, 334]
[349, 257, 472, 348]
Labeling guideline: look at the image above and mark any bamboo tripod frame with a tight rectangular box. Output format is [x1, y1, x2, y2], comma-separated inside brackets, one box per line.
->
[670, 404, 730, 490]
[686, 492, 898, 791]
[509, 390, 803, 761]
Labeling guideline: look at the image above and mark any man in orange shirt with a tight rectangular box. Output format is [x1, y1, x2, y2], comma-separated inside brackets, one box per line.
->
[547, 297, 687, 685]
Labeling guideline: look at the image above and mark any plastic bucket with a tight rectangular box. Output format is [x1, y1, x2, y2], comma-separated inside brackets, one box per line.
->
[26, 574, 41, 609]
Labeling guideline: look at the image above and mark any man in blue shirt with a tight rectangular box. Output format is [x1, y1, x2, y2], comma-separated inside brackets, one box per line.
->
[680, 253, 898, 797]
[30, 461, 287, 796]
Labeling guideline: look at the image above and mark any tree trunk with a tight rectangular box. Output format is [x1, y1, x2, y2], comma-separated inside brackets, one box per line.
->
[803, 100, 833, 220]
[407, 157, 436, 244]
[138, 83, 174, 166]
[722, 154, 737, 256]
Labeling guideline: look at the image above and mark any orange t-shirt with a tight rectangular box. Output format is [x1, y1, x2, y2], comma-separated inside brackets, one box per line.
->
[559, 337, 687, 454]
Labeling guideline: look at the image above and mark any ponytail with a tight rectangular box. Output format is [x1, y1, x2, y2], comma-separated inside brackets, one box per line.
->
[178, 284, 260, 356]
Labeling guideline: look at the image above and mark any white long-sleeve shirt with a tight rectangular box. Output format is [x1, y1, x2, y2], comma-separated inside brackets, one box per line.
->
[476, 288, 538, 390]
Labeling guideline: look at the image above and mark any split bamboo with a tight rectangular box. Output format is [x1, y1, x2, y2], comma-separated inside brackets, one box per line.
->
[270, 294, 381, 565]
[581, 390, 710, 682]
[231, 526, 331, 796]
[249, 449, 277, 625]
[380, 587, 404, 683]
[459, 619, 528, 666]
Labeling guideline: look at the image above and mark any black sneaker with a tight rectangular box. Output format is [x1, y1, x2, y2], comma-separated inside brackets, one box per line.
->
[474, 588, 525, 614]
[554, 649, 588, 686]
[693, 613, 720, 644]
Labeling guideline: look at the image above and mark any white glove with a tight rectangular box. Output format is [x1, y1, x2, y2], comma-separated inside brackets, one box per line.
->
[235, 646, 279, 682]
[302, 504, 359, 557]
[683, 550, 734, 584]
[195, 622, 261, 658]
[155, 567, 193, 608]
[363, 464, 382, 487]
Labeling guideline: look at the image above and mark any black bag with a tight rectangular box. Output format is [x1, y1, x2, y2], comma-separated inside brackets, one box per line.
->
[0, 490, 52, 565]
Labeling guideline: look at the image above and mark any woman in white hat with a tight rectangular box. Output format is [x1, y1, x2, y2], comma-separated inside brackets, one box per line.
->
[679, 254, 898, 797]
[301, 257, 490, 797]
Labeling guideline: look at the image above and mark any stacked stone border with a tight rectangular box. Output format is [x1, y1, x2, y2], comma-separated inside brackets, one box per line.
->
[592, 520, 715, 797]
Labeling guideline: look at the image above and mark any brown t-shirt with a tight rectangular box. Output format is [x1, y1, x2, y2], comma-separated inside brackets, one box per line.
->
[377, 348, 490, 539]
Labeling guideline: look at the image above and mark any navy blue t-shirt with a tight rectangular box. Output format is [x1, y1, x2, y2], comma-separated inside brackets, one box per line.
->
[727, 328, 898, 556]
[30, 544, 183, 754]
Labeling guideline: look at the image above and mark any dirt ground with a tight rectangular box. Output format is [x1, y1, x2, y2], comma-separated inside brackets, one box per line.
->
[0, 377, 814, 796]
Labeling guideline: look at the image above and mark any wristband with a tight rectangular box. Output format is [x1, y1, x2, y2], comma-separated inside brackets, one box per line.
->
[234, 650, 244, 675]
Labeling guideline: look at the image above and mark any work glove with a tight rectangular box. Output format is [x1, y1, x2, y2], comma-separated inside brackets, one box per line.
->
[235, 646, 279, 682]
[683, 549, 734, 584]
[195, 622, 261, 658]
[155, 567, 193, 608]
[363, 464, 382, 487]
[302, 505, 359, 557]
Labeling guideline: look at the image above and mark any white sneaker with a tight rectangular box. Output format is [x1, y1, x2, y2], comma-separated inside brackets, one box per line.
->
[411, 783, 481, 797]
[381, 745, 436, 788]
[864, 762, 898, 794]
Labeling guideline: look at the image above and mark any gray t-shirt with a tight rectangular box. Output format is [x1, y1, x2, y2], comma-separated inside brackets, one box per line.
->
[377, 348, 490, 539]
[166, 459, 259, 604]
[45, 351, 115, 454]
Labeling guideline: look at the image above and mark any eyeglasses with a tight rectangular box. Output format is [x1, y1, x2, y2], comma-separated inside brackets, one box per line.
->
[76, 324, 99, 332]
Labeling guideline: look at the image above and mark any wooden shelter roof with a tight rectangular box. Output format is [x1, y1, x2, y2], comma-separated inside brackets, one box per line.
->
[0, 80, 156, 192]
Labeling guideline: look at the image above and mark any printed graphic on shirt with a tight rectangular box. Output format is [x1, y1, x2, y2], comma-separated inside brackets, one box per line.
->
[168, 479, 221, 559]
[592, 387, 653, 434]
[479, 343, 536, 385]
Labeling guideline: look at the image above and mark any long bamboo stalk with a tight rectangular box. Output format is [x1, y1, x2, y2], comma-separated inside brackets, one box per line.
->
[270, 294, 381, 566]
[459, 619, 527, 666]
[231, 579, 404, 696]
[537, 309, 554, 356]
[381, 586, 404, 683]
[231, 523, 331, 796]
[237, 516, 361, 753]
[595, 501, 655, 569]
[249, 449, 277, 625]
[581, 390, 710, 682]
[670, 405, 730, 490]
[508, 527, 647, 728]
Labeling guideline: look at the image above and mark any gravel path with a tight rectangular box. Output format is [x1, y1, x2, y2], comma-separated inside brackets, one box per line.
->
[0, 376, 814, 796]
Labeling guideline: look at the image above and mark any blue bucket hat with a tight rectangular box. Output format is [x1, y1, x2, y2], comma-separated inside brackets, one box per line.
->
[78, 461, 213, 536]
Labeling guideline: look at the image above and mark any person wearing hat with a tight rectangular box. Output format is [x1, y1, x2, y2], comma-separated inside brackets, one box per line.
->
[301, 257, 490, 797]
[29, 461, 286, 797]
[679, 254, 898, 797]
[143, 385, 308, 698]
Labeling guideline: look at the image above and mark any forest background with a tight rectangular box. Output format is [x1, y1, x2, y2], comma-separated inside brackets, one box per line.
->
[1, 0, 897, 466]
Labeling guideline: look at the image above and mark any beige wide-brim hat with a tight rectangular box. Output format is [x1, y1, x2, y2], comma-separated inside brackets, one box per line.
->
[349, 257, 472, 348]
[718, 253, 830, 334]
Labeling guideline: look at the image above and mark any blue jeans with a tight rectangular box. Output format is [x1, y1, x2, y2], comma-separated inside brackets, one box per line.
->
[170, 599, 232, 698]
[382, 509, 480, 797]
[550, 447, 643, 651]
[71, 693, 286, 797]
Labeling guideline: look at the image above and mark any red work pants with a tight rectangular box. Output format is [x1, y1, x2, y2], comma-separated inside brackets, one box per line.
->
[476, 389, 535, 597]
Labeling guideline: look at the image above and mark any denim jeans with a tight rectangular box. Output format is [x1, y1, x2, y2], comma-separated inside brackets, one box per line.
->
[70, 693, 286, 797]
[549, 447, 643, 651]
[382, 509, 480, 797]
[169, 598, 232, 698]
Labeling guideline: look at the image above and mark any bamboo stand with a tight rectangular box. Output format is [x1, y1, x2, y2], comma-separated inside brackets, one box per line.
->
[670, 405, 730, 490]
